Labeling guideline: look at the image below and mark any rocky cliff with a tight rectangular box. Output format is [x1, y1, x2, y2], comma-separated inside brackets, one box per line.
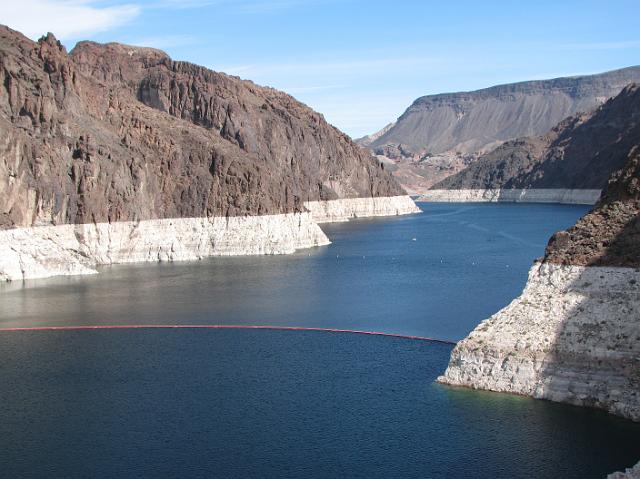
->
[0, 25, 406, 229]
[0, 25, 418, 280]
[424, 84, 640, 203]
[367, 66, 640, 156]
[438, 146, 640, 422]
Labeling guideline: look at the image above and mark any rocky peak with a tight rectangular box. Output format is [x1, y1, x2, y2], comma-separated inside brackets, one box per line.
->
[38, 32, 64, 51]
[433, 83, 640, 191]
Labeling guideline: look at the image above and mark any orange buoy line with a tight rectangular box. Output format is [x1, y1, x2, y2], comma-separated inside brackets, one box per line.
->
[0, 324, 456, 344]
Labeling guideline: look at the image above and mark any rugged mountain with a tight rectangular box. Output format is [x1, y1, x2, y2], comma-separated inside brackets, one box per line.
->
[431, 84, 640, 192]
[0, 25, 418, 281]
[438, 138, 640, 426]
[367, 66, 640, 156]
[0, 25, 405, 230]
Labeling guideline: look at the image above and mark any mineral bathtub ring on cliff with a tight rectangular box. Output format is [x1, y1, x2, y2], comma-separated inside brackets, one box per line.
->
[0, 196, 419, 281]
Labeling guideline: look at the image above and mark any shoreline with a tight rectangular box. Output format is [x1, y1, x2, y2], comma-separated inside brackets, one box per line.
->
[419, 189, 601, 205]
[438, 262, 640, 422]
[304, 195, 421, 223]
[0, 196, 419, 281]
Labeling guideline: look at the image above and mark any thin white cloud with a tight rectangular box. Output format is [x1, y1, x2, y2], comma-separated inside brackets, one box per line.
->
[0, 0, 140, 40]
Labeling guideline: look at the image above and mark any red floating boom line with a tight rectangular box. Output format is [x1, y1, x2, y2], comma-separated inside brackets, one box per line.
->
[0, 324, 456, 344]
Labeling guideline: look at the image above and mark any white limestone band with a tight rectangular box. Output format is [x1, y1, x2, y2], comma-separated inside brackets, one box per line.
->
[0, 196, 421, 281]
[420, 189, 602, 205]
[304, 195, 420, 223]
[0, 212, 329, 282]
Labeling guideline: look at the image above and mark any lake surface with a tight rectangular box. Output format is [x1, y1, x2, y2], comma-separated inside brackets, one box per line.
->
[1, 203, 639, 478]
[0, 203, 592, 340]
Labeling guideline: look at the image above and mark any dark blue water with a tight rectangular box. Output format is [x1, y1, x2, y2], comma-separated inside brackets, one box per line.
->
[1, 203, 639, 478]
[0, 329, 638, 478]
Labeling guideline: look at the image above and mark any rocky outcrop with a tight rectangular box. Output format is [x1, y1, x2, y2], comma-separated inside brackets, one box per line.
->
[0, 212, 329, 281]
[431, 84, 640, 194]
[544, 146, 640, 268]
[437, 146, 640, 424]
[304, 196, 420, 223]
[419, 189, 601, 205]
[438, 263, 640, 420]
[366, 66, 640, 155]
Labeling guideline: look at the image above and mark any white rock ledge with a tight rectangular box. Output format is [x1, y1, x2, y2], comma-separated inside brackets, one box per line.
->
[437, 262, 640, 422]
[420, 189, 602, 205]
[0, 212, 330, 281]
[304, 195, 421, 223]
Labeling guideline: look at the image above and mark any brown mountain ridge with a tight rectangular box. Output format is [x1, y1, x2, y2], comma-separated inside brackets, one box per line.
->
[0, 25, 403, 229]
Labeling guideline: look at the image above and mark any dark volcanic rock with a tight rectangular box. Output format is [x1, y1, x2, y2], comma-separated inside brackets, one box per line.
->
[369, 66, 640, 155]
[0, 25, 402, 229]
[545, 146, 640, 267]
[433, 84, 640, 191]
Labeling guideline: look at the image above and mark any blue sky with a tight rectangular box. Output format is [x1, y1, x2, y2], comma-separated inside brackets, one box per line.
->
[2, 0, 639, 137]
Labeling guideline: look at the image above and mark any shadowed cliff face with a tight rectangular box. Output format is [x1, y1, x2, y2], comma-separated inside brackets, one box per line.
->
[529, 145, 640, 415]
[0, 25, 402, 229]
[532, 166, 640, 418]
[433, 85, 640, 191]
[545, 146, 640, 267]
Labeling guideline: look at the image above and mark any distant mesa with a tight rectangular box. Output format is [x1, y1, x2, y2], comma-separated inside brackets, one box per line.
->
[357, 67, 640, 195]
[422, 83, 640, 203]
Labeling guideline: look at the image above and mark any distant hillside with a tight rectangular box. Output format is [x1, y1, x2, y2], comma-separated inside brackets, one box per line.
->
[355, 122, 395, 148]
[366, 66, 640, 156]
[432, 84, 640, 191]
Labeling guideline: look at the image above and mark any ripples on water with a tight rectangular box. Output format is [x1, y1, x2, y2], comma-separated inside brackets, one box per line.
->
[1, 203, 639, 478]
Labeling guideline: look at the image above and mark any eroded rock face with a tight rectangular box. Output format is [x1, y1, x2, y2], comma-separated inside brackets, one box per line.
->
[0, 25, 403, 229]
[0, 212, 330, 281]
[608, 461, 640, 479]
[433, 84, 640, 192]
[304, 196, 420, 223]
[545, 146, 640, 267]
[419, 188, 601, 205]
